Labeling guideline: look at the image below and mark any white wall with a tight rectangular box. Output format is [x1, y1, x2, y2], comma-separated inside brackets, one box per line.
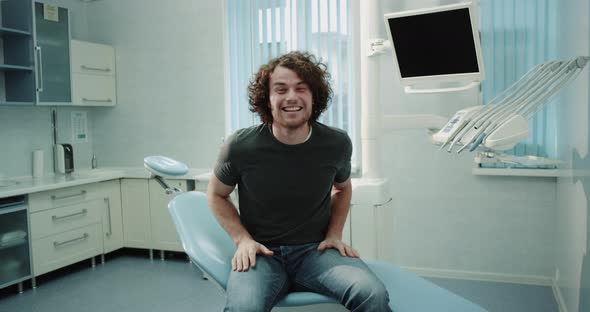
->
[555, 1, 590, 311]
[375, 0, 558, 282]
[83, 0, 226, 169]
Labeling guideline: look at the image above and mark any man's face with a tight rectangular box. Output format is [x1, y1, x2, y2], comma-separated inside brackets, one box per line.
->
[268, 66, 313, 130]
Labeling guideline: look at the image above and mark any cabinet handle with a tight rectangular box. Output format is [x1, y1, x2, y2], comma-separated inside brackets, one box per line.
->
[104, 198, 112, 237]
[52, 209, 88, 222]
[374, 197, 393, 208]
[51, 190, 87, 201]
[35, 46, 44, 92]
[81, 65, 111, 72]
[82, 98, 112, 103]
[53, 233, 89, 248]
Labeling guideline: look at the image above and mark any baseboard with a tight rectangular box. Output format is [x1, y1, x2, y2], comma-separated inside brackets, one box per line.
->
[402, 266, 554, 286]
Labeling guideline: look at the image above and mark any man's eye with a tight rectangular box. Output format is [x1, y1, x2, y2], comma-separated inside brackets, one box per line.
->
[275, 88, 286, 93]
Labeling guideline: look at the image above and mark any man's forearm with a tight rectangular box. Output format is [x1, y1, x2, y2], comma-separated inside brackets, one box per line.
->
[208, 195, 252, 245]
[326, 185, 352, 240]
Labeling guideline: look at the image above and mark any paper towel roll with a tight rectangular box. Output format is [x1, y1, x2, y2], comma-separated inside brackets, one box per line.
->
[33, 149, 43, 178]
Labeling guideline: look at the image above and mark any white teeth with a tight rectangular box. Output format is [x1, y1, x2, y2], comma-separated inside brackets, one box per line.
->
[282, 107, 302, 112]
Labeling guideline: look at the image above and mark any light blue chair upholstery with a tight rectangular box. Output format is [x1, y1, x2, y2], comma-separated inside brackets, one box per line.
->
[168, 191, 488, 311]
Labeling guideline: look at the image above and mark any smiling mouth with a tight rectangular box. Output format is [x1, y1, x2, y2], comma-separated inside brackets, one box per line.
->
[282, 106, 303, 112]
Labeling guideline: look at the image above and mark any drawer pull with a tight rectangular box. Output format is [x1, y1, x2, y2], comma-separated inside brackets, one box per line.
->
[53, 233, 89, 248]
[51, 190, 87, 201]
[81, 65, 111, 72]
[104, 198, 112, 237]
[82, 98, 113, 103]
[52, 209, 88, 222]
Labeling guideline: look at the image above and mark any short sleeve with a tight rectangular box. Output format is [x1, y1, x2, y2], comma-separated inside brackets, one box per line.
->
[334, 133, 352, 183]
[213, 133, 240, 186]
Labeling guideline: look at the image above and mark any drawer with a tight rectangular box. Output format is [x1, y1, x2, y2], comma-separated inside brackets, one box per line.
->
[30, 199, 103, 240]
[71, 73, 116, 106]
[29, 184, 101, 213]
[32, 223, 102, 276]
[71, 40, 115, 76]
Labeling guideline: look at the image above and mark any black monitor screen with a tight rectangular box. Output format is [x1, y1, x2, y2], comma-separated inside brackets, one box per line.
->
[388, 8, 479, 78]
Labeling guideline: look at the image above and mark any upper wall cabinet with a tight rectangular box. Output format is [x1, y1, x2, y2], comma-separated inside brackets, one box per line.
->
[0, 2, 117, 107]
[34, 2, 72, 105]
[0, 0, 36, 105]
[71, 40, 117, 106]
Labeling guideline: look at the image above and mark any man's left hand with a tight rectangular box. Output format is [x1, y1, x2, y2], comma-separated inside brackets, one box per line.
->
[317, 237, 360, 258]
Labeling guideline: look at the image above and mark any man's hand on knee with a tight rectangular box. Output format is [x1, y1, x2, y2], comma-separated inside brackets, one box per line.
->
[232, 238, 274, 272]
[317, 237, 360, 258]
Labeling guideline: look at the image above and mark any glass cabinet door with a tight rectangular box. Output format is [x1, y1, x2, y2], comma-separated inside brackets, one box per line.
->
[0, 209, 31, 288]
[34, 2, 71, 104]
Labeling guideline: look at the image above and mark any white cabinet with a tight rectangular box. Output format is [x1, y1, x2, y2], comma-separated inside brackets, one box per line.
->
[120, 179, 151, 249]
[29, 184, 99, 213]
[120, 178, 189, 254]
[349, 200, 393, 260]
[28, 180, 123, 277]
[71, 40, 115, 72]
[30, 199, 103, 240]
[149, 179, 187, 252]
[70, 40, 116, 106]
[97, 180, 123, 254]
[31, 224, 102, 276]
[29, 184, 102, 276]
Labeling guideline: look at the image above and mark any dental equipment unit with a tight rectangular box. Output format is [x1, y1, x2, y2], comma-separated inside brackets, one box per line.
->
[431, 56, 590, 167]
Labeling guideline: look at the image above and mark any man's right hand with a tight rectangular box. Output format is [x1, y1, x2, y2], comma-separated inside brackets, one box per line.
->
[232, 238, 274, 272]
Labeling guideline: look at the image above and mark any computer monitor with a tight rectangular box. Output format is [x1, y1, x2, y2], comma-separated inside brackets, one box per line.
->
[384, 2, 484, 92]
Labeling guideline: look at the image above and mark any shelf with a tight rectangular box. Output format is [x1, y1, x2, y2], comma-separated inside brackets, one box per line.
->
[0, 101, 35, 106]
[0, 27, 31, 36]
[0, 64, 34, 72]
[0, 205, 27, 215]
[0, 274, 32, 290]
[0, 238, 27, 250]
[472, 167, 561, 177]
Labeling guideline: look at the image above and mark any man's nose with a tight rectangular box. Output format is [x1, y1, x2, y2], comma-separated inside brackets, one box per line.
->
[285, 88, 297, 102]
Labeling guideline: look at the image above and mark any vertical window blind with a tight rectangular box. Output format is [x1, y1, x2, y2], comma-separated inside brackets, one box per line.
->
[225, 0, 354, 143]
[479, 0, 559, 165]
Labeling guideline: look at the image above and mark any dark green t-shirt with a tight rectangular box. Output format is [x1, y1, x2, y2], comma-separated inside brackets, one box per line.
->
[214, 122, 352, 246]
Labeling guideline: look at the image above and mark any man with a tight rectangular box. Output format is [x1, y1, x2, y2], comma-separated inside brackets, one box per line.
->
[208, 51, 391, 312]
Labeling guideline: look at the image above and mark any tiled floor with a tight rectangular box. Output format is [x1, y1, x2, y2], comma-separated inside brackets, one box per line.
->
[0, 249, 558, 312]
[0, 250, 224, 312]
[426, 277, 559, 312]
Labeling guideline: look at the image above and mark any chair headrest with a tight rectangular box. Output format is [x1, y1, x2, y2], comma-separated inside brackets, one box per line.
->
[144, 155, 189, 177]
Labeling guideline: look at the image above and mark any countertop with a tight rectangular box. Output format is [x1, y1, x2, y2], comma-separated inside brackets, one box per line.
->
[0, 168, 384, 200]
[0, 167, 212, 198]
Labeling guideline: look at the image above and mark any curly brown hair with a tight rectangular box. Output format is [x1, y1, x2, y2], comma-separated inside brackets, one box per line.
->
[248, 51, 333, 124]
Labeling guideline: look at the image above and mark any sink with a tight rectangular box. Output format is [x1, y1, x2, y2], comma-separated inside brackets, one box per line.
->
[0, 180, 19, 188]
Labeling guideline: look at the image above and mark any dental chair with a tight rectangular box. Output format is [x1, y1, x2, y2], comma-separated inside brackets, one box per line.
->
[144, 156, 488, 311]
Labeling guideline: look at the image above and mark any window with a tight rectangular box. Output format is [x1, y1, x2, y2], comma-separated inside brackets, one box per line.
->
[224, 0, 355, 146]
[479, 0, 559, 166]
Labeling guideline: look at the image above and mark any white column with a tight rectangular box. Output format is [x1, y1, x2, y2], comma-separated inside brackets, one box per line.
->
[359, 0, 384, 179]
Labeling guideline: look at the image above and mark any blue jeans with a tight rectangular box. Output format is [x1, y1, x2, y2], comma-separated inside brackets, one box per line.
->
[224, 242, 391, 312]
